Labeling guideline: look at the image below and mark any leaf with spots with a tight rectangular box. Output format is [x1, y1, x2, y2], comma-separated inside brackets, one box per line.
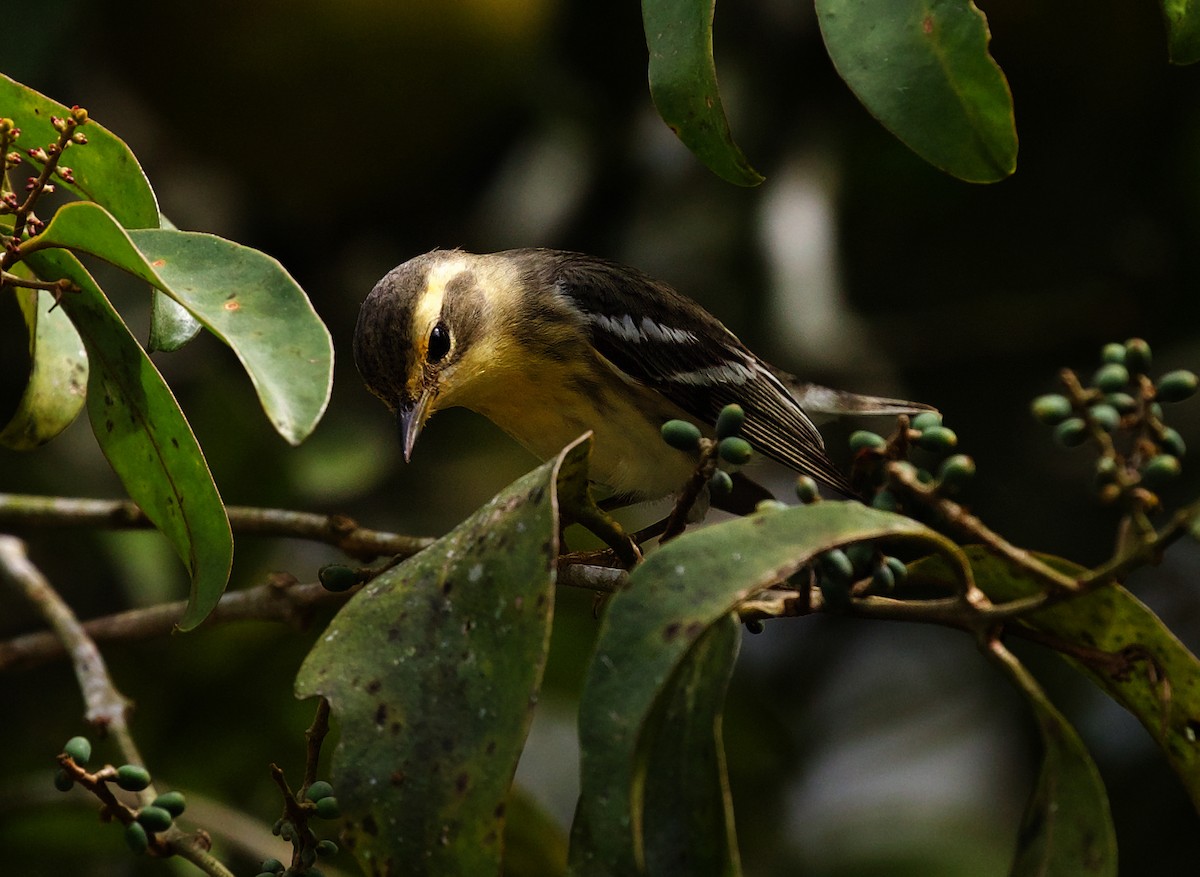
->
[642, 0, 764, 186]
[569, 502, 958, 876]
[0, 270, 88, 450]
[295, 436, 588, 876]
[815, 0, 1017, 183]
[987, 640, 1117, 876]
[26, 249, 232, 631]
[914, 546, 1200, 813]
[28, 201, 333, 445]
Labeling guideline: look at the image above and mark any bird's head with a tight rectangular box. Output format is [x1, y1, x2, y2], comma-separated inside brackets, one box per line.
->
[354, 249, 512, 461]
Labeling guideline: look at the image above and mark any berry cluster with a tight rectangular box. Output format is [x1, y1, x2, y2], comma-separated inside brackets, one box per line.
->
[263, 779, 341, 876]
[1032, 338, 1195, 505]
[660, 403, 753, 501]
[53, 735, 187, 854]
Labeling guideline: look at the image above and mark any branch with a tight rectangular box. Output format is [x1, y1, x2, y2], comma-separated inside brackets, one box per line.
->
[0, 493, 435, 561]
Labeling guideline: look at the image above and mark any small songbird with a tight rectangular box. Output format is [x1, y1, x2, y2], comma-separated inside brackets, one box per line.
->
[353, 248, 931, 506]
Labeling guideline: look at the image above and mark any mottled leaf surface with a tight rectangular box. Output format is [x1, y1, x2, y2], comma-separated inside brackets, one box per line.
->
[989, 642, 1117, 876]
[915, 546, 1200, 810]
[296, 438, 592, 876]
[27, 250, 231, 630]
[570, 503, 957, 875]
[816, 0, 1017, 182]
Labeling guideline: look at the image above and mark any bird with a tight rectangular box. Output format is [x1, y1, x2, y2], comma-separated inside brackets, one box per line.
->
[353, 248, 932, 508]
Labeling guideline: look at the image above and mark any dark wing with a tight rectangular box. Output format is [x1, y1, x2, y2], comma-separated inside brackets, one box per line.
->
[523, 250, 856, 494]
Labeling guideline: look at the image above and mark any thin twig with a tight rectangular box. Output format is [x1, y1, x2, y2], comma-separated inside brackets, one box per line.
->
[0, 493, 435, 561]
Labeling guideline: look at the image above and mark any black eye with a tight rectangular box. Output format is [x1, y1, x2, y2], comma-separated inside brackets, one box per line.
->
[427, 322, 451, 363]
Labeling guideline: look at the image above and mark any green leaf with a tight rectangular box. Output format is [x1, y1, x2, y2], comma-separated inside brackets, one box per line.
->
[642, 0, 764, 186]
[914, 546, 1200, 811]
[641, 614, 742, 877]
[503, 786, 570, 877]
[570, 502, 961, 875]
[295, 437, 587, 876]
[987, 641, 1117, 876]
[26, 249, 232, 631]
[147, 215, 202, 352]
[0, 74, 158, 228]
[0, 279, 87, 449]
[29, 201, 333, 445]
[1161, 0, 1200, 64]
[815, 0, 1017, 183]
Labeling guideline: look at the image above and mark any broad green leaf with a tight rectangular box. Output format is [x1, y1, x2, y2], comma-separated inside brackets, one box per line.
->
[148, 288, 204, 353]
[988, 641, 1117, 876]
[147, 215, 203, 352]
[815, 0, 1017, 183]
[29, 201, 333, 445]
[914, 547, 1200, 811]
[642, 614, 741, 877]
[26, 249, 232, 630]
[570, 502, 961, 875]
[0, 74, 158, 228]
[295, 436, 588, 876]
[0, 277, 87, 449]
[1162, 0, 1200, 64]
[503, 787, 570, 877]
[643, 0, 764, 186]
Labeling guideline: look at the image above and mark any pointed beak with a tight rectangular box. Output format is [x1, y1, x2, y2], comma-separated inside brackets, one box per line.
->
[396, 389, 434, 463]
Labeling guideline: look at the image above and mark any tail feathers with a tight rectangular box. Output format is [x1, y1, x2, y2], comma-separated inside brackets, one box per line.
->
[787, 381, 936, 417]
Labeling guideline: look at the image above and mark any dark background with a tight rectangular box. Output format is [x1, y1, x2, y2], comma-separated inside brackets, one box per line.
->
[3, 1, 1200, 873]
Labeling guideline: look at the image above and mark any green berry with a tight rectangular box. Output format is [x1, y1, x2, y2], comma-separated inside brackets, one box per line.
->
[845, 542, 875, 570]
[261, 860, 285, 874]
[115, 764, 151, 792]
[1094, 362, 1130, 393]
[937, 454, 976, 490]
[661, 419, 702, 452]
[1105, 392, 1137, 414]
[318, 564, 359, 593]
[1094, 457, 1119, 485]
[301, 846, 317, 868]
[280, 820, 295, 841]
[125, 821, 149, 854]
[1142, 454, 1182, 485]
[871, 489, 899, 512]
[718, 436, 753, 465]
[794, 476, 820, 504]
[1053, 418, 1089, 448]
[316, 839, 339, 858]
[271, 818, 285, 837]
[315, 796, 341, 819]
[715, 404, 746, 439]
[1031, 394, 1073, 425]
[884, 555, 908, 584]
[708, 468, 733, 497]
[1125, 338, 1152, 373]
[1157, 370, 1199, 403]
[152, 791, 186, 817]
[306, 780, 335, 802]
[871, 562, 895, 593]
[1088, 403, 1120, 432]
[914, 425, 958, 452]
[54, 768, 74, 792]
[848, 430, 886, 452]
[910, 411, 943, 431]
[1101, 342, 1126, 365]
[63, 736, 91, 765]
[1161, 427, 1187, 458]
[818, 549, 855, 585]
[137, 805, 173, 833]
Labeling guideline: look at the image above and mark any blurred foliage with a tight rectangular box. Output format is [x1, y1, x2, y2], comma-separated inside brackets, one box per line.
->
[4, 1, 1200, 875]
